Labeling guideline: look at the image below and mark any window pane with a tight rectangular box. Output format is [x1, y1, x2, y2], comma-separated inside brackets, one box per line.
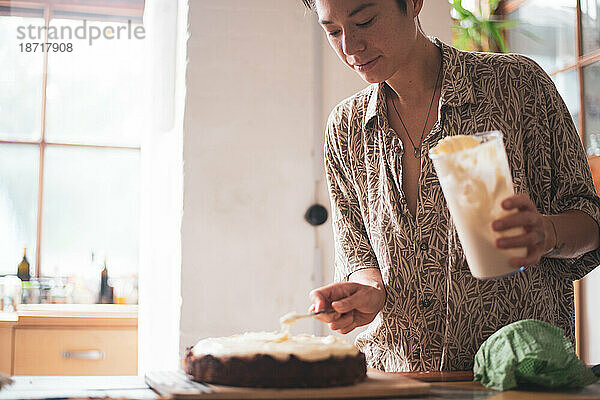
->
[584, 61, 600, 156]
[581, 0, 600, 54]
[45, 18, 146, 147]
[0, 144, 39, 276]
[41, 146, 139, 280]
[507, 0, 577, 73]
[551, 68, 580, 131]
[0, 12, 44, 141]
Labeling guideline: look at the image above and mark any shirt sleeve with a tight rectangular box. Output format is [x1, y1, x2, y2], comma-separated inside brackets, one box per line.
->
[532, 60, 600, 281]
[324, 108, 379, 282]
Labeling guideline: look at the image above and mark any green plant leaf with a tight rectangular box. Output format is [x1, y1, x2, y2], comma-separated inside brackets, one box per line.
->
[488, 23, 508, 52]
[489, 0, 501, 12]
[451, 0, 477, 20]
[449, 0, 522, 53]
[493, 19, 519, 30]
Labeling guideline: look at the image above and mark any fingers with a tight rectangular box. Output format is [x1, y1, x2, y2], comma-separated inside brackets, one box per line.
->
[308, 293, 332, 322]
[501, 193, 536, 212]
[308, 286, 345, 323]
[329, 312, 354, 331]
[309, 289, 328, 313]
[493, 196, 545, 259]
[492, 195, 547, 268]
[337, 323, 357, 335]
[331, 296, 356, 314]
[496, 226, 545, 268]
[493, 214, 546, 267]
[308, 303, 335, 320]
[328, 309, 379, 334]
[330, 312, 358, 334]
[309, 282, 362, 319]
[497, 231, 544, 250]
[310, 282, 384, 327]
[307, 303, 341, 323]
[310, 282, 360, 306]
[331, 287, 376, 314]
[509, 244, 541, 268]
[492, 211, 539, 232]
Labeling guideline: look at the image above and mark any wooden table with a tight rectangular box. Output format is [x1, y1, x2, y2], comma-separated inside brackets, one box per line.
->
[421, 381, 600, 400]
[406, 371, 600, 399]
[1, 373, 599, 399]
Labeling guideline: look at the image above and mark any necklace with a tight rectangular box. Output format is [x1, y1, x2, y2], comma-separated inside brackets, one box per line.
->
[389, 62, 442, 158]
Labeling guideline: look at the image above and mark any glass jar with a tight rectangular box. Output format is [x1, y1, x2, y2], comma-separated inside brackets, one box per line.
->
[0, 276, 22, 312]
[22, 279, 41, 304]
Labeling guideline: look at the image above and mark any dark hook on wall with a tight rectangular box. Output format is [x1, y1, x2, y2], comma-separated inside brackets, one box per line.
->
[304, 204, 328, 226]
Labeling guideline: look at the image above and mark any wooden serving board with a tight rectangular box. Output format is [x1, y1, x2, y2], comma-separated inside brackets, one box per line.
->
[145, 369, 430, 399]
[399, 370, 474, 382]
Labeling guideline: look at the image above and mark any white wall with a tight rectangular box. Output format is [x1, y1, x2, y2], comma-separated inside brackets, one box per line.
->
[181, 0, 319, 354]
[582, 269, 600, 364]
[181, 0, 452, 356]
[420, 0, 453, 45]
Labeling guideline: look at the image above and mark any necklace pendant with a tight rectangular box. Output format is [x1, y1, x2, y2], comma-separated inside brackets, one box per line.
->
[414, 148, 420, 158]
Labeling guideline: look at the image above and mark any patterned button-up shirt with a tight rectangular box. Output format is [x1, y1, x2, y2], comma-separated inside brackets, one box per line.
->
[324, 38, 600, 372]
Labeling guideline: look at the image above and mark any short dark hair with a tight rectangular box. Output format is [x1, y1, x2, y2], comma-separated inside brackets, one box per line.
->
[301, 0, 407, 14]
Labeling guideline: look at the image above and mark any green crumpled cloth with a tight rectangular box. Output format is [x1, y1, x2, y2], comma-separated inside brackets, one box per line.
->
[473, 319, 598, 391]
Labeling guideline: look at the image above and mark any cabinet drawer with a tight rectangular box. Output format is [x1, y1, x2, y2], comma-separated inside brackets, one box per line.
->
[0, 327, 13, 375]
[14, 327, 137, 375]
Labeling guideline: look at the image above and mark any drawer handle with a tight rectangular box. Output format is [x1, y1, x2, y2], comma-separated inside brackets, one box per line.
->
[62, 350, 105, 360]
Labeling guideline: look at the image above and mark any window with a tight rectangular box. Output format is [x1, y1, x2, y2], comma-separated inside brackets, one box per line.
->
[0, 0, 145, 304]
[503, 0, 600, 156]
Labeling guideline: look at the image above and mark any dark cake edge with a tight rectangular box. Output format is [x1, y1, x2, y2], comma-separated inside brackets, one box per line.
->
[184, 350, 367, 388]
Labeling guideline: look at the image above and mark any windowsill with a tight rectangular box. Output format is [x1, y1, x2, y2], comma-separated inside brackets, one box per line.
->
[1, 304, 138, 326]
[1, 304, 138, 328]
[16, 303, 138, 318]
[0, 311, 18, 322]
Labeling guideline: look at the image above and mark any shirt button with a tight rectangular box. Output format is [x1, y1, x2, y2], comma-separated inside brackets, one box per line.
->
[419, 241, 429, 252]
[420, 298, 432, 308]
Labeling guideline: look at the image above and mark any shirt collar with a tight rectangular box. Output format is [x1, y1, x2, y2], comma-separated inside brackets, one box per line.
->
[363, 37, 477, 128]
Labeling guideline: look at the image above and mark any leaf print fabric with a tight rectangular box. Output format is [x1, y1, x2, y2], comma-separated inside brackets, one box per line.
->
[324, 38, 600, 372]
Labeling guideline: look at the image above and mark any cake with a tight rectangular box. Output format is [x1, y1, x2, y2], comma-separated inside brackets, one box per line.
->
[184, 330, 367, 388]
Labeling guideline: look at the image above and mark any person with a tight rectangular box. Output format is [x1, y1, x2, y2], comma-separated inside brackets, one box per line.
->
[304, 0, 600, 372]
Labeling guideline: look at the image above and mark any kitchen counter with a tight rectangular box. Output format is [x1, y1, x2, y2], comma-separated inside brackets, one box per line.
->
[0, 312, 18, 323]
[1, 374, 599, 400]
[1, 304, 135, 322]
[0, 375, 157, 399]
[4, 303, 137, 317]
[0, 304, 137, 327]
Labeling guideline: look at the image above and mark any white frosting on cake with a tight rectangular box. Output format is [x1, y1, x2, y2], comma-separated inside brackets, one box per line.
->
[279, 311, 304, 327]
[191, 331, 359, 361]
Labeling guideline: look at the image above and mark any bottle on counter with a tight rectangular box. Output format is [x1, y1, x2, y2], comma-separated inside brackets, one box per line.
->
[17, 248, 30, 282]
[73, 251, 101, 304]
[99, 257, 113, 304]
